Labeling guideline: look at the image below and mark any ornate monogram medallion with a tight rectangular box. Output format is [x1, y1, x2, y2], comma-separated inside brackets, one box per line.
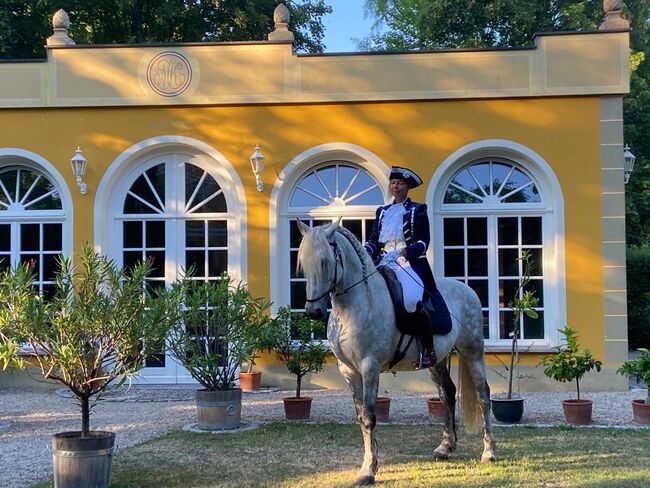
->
[147, 51, 192, 97]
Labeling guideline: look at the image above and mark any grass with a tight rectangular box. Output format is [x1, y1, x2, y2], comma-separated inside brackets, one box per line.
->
[32, 423, 650, 487]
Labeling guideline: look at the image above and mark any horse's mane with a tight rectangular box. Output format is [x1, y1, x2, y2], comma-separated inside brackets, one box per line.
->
[297, 223, 375, 284]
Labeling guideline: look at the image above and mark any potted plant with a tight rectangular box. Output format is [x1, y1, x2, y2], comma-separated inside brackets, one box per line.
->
[166, 275, 268, 430]
[617, 348, 650, 424]
[274, 306, 328, 420]
[540, 326, 602, 424]
[239, 299, 279, 392]
[0, 246, 179, 488]
[491, 251, 539, 423]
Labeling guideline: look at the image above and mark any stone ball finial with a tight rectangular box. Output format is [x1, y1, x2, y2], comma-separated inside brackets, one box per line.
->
[600, 0, 629, 30]
[274, 3, 290, 25]
[603, 0, 622, 14]
[52, 9, 70, 30]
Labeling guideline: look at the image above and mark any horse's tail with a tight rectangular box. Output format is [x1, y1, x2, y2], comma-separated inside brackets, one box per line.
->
[459, 357, 481, 435]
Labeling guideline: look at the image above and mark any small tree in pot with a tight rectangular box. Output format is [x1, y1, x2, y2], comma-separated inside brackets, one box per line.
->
[0, 246, 180, 488]
[491, 251, 539, 423]
[617, 348, 650, 424]
[274, 306, 328, 420]
[166, 275, 270, 430]
[540, 326, 602, 424]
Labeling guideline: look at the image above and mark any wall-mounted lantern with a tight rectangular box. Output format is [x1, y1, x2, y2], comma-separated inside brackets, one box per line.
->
[624, 144, 636, 185]
[250, 144, 265, 192]
[70, 146, 88, 195]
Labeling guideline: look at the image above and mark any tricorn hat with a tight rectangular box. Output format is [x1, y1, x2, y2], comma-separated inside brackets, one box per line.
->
[389, 166, 423, 189]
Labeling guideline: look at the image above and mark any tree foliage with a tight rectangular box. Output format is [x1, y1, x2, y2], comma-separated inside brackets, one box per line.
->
[0, 0, 332, 58]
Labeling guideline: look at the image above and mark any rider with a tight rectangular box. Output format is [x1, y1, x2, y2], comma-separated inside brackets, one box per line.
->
[363, 166, 437, 369]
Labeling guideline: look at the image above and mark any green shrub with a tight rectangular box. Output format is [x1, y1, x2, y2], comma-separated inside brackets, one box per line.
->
[627, 246, 650, 349]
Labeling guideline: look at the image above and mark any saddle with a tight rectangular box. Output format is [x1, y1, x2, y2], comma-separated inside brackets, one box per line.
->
[378, 266, 452, 338]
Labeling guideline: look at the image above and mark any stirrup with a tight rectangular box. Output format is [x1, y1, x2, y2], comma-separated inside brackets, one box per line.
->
[411, 349, 434, 370]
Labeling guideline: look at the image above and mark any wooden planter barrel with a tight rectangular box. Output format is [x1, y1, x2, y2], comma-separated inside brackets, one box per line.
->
[196, 389, 242, 430]
[52, 431, 115, 488]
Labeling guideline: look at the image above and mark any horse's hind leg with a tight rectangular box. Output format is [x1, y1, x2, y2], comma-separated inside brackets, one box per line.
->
[338, 361, 379, 485]
[429, 360, 457, 460]
[462, 353, 497, 463]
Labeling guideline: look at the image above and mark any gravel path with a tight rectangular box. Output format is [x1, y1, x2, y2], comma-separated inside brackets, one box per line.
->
[0, 387, 647, 488]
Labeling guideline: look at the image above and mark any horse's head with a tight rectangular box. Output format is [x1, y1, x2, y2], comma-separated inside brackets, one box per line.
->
[296, 218, 341, 321]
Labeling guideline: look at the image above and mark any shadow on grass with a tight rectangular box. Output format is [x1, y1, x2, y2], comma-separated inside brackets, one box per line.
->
[32, 424, 650, 487]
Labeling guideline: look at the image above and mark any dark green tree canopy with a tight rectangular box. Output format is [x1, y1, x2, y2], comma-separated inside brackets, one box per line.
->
[0, 0, 332, 59]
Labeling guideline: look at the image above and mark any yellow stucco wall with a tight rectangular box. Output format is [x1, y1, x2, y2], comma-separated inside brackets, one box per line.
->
[0, 96, 604, 357]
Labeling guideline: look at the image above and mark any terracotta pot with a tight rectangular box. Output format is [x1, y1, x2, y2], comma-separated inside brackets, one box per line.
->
[491, 397, 525, 423]
[426, 397, 445, 423]
[375, 397, 391, 422]
[631, 399, 650, 425]
[562, 399, 593, 425]
[283, 397, 312, 420]
[239, 371, 262, 392]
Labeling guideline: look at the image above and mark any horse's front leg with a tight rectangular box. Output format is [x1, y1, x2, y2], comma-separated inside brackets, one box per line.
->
[339, 360, 380, 485]
[430, 361, 457, 460]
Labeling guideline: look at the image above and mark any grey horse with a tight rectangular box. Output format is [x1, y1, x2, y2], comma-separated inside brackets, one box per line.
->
[297, 219, 496, 485]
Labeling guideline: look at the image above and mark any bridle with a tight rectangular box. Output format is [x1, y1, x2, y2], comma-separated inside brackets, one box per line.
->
[304, 236, 379, 303]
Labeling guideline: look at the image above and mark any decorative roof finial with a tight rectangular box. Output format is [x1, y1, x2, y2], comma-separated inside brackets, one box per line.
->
[600, 0, 630, 30]
[268, 3, 294, 43]
[47, 9, 75, 46]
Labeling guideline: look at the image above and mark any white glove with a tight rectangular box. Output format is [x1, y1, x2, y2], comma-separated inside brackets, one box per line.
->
[384, 249, 402, 263]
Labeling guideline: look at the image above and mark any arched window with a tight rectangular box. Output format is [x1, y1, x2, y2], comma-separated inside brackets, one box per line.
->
[103, 145, 242, 383]
[433, 148, 563, 349]
[272, 145, 389, 336]
[0, 165, 67, 298]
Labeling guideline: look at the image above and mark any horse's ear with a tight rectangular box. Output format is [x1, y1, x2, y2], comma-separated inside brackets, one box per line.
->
[326, 217, 342, 238]
[296, 218, 310, 236]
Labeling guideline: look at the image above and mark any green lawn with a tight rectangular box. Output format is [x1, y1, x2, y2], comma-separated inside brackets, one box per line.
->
[33, 423, 650, 487]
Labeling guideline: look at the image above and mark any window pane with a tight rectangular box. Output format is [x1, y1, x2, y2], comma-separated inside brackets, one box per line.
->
[208, 221, 227, 247]
[146, 221, 165, 248]
[43, 254, 61, 281]
[21, 224, 40, 251]
[186, 221, 204, 247]
[290, 250, 301, 278]
[444, 249, 464, 276]
[468, 279, 488, 307]
[523, 248, 543, 276]
[290, 281, 306, 309]
[498, 217, 518, 245]
[194, 192, 226, 214]
[524, 310, 544, 339]
[443, 218, 464, 246]
[43, 224, 62, 251]
[482, 311, 490, 339]
[526, 279, 544, 307]
[208, 250, 227, 277]
[290, 220, 303, 248]
[123, 251, 142, 272]
[467, 249, 487, 276]
[342, 219, 362, 242]
[123, 221, 142, 248]
[467, 218, 487, 245]
[0, 224, 10, 251]
[522, 217, 542, 245]
[185, 250, 205, 277]
[498, 248, 519, 276]
[499, 310, 515, 339]
[146, 251, 166, 278]
[20, 254, 39, 272]
[146, 164, 165, 204]
[0, 170, 17, 203]
[364, 220, 375, 242]
[499, 279, 519, 307]
[0, 256, 9, 273]
[491, 163, 512, 194]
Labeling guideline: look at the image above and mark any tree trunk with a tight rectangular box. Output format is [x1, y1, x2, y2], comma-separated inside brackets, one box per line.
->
[576, 379, 581, 401]
[80, 395, 90, 438]
[296, 375, 302, 399]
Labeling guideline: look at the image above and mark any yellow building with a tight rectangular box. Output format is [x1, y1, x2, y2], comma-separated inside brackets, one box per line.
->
[0, 7, 632, 392]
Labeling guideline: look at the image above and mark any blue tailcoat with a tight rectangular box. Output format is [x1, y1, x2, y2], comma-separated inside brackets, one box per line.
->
[363, 198, 437, 294]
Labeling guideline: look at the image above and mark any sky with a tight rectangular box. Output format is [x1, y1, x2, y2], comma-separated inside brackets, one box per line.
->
[321, 0, 376, 52]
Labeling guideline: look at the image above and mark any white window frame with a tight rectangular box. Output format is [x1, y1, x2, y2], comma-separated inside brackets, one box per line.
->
[269, 143, 390, 318]
[0, 149, 73, 274]
[94, 136, 246, 383]
[427, 140, 566, 350]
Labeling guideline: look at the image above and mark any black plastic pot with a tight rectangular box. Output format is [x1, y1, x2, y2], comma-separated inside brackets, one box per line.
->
[491, 397, 525, 423]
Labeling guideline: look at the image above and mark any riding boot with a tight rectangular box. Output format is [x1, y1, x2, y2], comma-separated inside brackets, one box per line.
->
[411, 302, 436, 369]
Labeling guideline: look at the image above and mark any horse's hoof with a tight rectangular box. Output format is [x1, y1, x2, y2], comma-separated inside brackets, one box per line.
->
[481, 452, 496, 463]
[353, 475, 375, 485]
[433, 449, 449, 461]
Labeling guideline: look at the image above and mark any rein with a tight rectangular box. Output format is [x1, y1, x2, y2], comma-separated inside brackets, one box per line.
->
[304, 237, 379, 303]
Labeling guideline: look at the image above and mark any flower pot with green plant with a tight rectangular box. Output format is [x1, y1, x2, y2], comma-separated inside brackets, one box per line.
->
[0, 246, 180, 488]
[491, 251, 539, 423]
[540, 326, 602, 425]
[167, 275, 270, 430]
[617, 348, 650, 424]
[274, 306, 328, 420]
[239, 299, 280, 392]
